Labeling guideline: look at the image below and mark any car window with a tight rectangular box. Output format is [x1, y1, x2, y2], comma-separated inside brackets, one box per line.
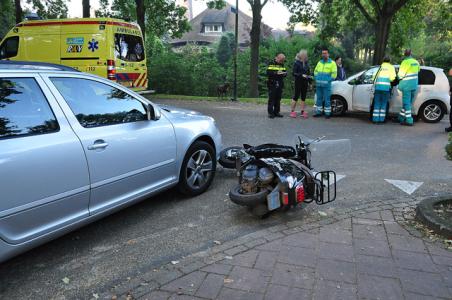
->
[50, 77, 147, 128]
[0, 36, 19, 59]
[0, 77, 59, 139]
[114, 34, 145, 62]
[418, 69, 435, 85]
[359, 67, 379, 84]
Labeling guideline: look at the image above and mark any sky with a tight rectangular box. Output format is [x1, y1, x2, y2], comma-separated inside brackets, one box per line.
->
[67, 0, 295, 30]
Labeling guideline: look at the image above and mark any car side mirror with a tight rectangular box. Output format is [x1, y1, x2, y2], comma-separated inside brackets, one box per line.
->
[147, 103, 161, 121]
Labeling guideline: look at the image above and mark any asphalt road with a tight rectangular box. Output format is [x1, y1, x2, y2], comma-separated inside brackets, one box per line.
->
[0, 99, 451, 299]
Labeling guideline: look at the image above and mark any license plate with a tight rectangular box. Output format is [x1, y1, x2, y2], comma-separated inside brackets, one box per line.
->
[267, 186, 281, 211]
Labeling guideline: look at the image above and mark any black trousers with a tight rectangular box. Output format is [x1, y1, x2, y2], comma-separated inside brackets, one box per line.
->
[268, 87, 283, 115]
[449, 96, 452, 126]
[293, 79, 308, 101]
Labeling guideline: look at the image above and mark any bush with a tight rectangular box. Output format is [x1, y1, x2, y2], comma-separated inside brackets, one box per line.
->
[446, 133, 452, 161]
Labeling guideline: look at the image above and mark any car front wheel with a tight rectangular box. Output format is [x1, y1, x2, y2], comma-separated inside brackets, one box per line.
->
[178, 141, 216, 196]
[331, 96, 347, 116]
[419, 100, 445, 123]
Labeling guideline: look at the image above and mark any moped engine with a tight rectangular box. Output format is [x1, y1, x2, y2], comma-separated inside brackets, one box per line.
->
[240, 165, 259, 194]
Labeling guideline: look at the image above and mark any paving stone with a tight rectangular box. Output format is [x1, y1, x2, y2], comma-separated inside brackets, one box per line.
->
[426, 243, 452, 258]
[225, 266, 268, 293]
[256, 240, 283, 252]
[357, 211, 382, 220]
[392, 250, 438, 273]
[160, 271, 206, 295]
[282, 232, 319, 249]
[313, 279, 357, 300]
[152, 269, 184, 286]
[404, 292, 447, 300]
[226, 250, 259, 268]
[318, 227, 352, 245]
[254, 251, 277, 271]
[277, 245, 317, 268]
[216, 287, 263, 300]
[357, 274, 403, 300]
[388, 234, 428, 253]
[264, 284, 311, 300]
[201, 263, 233, 276]
[316, 259, 356, 284]
[271, 263, 315, 289]
[179, 261, 207, 275]
[399, 268, 451, 298]
[383, 221, 410, 236]
[224, 245, 248, 256]
[318, 241, 354, 262]
[356, 255, 399, 278]
[142, 290, 172, 300]
[168, 294, 205, 300]
[282, 228, 302, 235]
[334, 218, 352, 230]
[195, 273, 224, 299]
[265, 232, 285, 241]
[432, 255, 452, 267]
[352, 218, 383, 226]
[245, 239, 267, 249]
[268, 224, 289, 233]
[436, 265, 452, 287]
[353, 238, 392, 258]
[352, 223, 387, 241]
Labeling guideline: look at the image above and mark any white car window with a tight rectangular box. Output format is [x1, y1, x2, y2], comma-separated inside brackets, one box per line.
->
[359, 67, 379, 84]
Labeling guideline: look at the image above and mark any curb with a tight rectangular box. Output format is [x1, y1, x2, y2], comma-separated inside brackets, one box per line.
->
[416, 195, 452, 239]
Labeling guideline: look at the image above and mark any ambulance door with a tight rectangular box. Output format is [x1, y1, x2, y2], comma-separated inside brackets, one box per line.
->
[113, 26, 147, 91]
[20, 25, 60, 65]
[60, 23, 107, 77]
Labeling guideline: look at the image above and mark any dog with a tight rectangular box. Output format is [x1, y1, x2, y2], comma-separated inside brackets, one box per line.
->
[217, 83, 231, 99]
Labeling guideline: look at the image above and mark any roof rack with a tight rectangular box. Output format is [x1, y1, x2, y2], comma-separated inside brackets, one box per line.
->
[0, 60, 80, 72]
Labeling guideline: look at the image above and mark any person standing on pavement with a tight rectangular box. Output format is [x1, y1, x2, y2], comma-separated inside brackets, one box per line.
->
[372, 56, 396, 124]
[290, 50, 310, 119]
[335, 56, 346, 81]
[267, 53, 287, 119]
[397, 49, 420, 126]
[445, 68, 452, 132]
[314, 48, 337, 118]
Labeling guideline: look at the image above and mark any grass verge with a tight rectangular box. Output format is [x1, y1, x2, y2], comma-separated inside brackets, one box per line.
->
[152, 94, 315, 106]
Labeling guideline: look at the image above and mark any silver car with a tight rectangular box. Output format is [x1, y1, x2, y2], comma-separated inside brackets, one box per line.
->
[328, 66, 450, 123]
[0, 62, 222, 262]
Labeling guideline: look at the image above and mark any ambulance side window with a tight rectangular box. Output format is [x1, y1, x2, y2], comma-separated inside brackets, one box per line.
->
[0, 36, 19, 59]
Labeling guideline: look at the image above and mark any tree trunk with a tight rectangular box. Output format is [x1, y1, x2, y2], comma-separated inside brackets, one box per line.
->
[83, 0, 90, 18]
[363, 48, 368, 64]
[14, 0, 22, 24]
[249, 2, 262, 98]
[135, 0, 145, 40]
[372, 15, 392, 65]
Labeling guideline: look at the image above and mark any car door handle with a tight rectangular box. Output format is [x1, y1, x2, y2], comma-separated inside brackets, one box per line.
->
[87, 140, 109, 150]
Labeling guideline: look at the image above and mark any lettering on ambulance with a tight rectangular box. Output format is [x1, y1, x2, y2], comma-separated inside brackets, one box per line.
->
[115, 27, 141, 36]
[66, 37, 84, 53]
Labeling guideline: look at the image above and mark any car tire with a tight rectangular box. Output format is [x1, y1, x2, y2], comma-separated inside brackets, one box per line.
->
[331, 96, 347, 116]
[229, 184, 268, 207]
[419, 100, 445, 123]
[219, 146, 242, 169]
[178, 141, 216, 196]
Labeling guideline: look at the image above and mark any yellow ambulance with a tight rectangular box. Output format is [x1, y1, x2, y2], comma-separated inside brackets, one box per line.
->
[0, 18, 148, 91]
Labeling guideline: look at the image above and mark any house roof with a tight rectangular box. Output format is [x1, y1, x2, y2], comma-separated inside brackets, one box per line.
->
[170, 3, 272, 47]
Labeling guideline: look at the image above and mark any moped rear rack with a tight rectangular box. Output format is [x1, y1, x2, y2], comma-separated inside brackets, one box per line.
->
[314, 171, 337, 204]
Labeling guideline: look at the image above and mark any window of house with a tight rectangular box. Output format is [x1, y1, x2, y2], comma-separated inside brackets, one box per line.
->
[204, 24, 222, 33]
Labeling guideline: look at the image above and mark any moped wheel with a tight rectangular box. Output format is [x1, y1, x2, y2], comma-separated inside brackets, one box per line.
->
[219, 146, 243, 169]
[229, 184, 268, 206]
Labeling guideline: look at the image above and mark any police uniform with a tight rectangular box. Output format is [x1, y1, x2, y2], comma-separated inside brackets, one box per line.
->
[398, 56, 420, 125]
[266, 60, 287, 117]
[372, 62, 396, 123]
[314, 59, 337, 117]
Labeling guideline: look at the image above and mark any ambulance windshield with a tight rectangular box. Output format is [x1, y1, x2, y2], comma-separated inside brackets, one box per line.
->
[114, 34, 144, 62]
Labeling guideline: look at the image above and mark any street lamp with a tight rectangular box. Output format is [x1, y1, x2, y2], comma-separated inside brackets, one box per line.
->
[231, 0, 239, 101]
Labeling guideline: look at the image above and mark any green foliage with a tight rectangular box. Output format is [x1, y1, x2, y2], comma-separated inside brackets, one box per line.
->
[27, 0, 69, 19]
[216, 34, 232, 67]
[446, 133, 452, 161]
[0, 0, 15, 39]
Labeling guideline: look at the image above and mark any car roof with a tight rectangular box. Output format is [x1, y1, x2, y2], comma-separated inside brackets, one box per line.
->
[371, 65, 444, 72]
[0, 60, 80, 72]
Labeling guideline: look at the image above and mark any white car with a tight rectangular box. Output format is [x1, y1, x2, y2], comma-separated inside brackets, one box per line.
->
[328, 66, 450, 123]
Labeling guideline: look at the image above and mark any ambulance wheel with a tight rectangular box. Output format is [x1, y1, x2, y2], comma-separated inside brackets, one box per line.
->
[219, 146, 243, 169]
[229, 184, 268, 206]
[419, 100, 445, 123]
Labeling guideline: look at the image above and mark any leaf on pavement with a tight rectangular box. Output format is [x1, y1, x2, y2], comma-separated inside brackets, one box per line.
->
[171, 260, 180, 265]
[62, 277, 70, 284]
[318, 211, 327, 217]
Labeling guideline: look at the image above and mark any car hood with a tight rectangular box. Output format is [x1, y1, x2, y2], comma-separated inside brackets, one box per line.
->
[159, 104, 202, 116]
[158, 104, 214, 122]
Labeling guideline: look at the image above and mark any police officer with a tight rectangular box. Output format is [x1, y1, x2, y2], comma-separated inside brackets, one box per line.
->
[267, 53, 287, 118]
[398, 49, 420, 126]
[372, 56, 396, 123]
[314, 48, 337, 118]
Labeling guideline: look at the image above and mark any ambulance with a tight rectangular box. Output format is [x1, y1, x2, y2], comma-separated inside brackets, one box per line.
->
[0, 18, 148, 91]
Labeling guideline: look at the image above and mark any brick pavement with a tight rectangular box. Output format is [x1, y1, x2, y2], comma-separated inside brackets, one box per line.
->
[99, 196, 452, 300]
